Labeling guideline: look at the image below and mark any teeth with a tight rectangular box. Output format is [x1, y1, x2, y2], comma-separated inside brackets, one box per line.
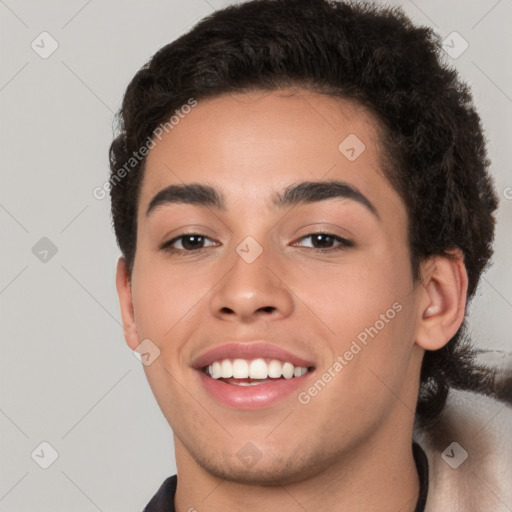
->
[221, 359, 233, 378]
[249, 358, 268, 379]
[268, 359, 282, 378]
[232, 380, 271, 386]
[232, 359, 249, 378]
[208, 361, 222, 379]
[293, 366, 308, 377]
[282, 362, 294, 379]
[205, 358, 310, 380]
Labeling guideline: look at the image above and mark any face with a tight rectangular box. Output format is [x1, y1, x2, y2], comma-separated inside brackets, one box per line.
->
[121, 88, 425, 485]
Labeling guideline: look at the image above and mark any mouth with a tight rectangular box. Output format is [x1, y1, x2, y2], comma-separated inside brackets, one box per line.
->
[192, 343, 316, 409]
[203, 357, 313, 385]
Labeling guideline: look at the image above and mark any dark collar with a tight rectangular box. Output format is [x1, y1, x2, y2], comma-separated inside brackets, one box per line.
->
[413, 441, 429, 512]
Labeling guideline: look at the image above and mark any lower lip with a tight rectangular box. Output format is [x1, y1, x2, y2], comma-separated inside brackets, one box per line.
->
[197, 371, 313, 409]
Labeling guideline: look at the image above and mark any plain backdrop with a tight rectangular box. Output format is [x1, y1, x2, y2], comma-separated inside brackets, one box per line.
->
[1, 0, 511, 510]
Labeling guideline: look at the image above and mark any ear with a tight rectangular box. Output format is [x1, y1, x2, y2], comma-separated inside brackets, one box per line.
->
[415, 249, 468, 351]
[116, 257, 139, 350]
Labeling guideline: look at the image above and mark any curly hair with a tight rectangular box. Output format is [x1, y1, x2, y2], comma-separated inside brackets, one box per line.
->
[108, 0, 499, 429]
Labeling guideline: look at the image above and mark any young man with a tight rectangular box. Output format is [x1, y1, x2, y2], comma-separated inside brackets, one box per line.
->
[110, 1, 511, 510]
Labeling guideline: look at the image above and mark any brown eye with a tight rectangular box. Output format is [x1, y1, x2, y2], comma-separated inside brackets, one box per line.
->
[293, 233, 354, 251]
[160, 233, 217, 255]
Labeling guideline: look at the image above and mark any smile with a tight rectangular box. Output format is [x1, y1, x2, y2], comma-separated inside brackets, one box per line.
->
[193, 343, 317, 409]
[204, 358, 310, 381]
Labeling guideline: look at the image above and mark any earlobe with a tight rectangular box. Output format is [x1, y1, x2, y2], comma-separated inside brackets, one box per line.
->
[115, 257, 139, 350]
[415, 249, 468, 351]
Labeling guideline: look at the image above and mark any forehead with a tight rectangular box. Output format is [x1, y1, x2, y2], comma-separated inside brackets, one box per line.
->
[138, 88, 397, 216]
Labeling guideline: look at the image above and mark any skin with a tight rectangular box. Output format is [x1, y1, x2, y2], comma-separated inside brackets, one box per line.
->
[116, 88, 468, 512]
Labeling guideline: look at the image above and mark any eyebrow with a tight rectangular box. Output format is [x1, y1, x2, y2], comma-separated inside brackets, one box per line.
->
[145, 180, 380, 219]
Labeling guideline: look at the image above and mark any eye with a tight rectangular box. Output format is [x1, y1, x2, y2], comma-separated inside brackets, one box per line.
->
[292, 233, 354, 252]
[160, 233, 218, 255]
[160, 231, 354, 256]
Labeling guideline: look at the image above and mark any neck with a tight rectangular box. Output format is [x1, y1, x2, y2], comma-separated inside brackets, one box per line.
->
[173, 410, 420, 512]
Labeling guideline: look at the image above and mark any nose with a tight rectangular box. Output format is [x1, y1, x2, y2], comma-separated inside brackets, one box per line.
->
[209, 246, 295, 324]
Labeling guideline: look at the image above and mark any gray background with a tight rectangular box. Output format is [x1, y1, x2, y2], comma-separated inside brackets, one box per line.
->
[1, 0, 511, 510]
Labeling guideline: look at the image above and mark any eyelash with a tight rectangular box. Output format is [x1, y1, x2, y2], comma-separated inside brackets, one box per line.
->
[159, 232, 354, 256]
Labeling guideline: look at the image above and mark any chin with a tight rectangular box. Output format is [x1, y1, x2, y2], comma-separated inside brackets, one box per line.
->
[193, 450, 319, 486]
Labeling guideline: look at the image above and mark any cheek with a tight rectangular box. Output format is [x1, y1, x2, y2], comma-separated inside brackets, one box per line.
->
[301, 243, 412, 339]
[306, 238, 415, 387]
[333, 277, 416, 407]
[131, 255, 206, 339]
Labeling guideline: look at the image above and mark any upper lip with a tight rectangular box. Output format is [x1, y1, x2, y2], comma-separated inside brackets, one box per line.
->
[191, 342, 316, 370]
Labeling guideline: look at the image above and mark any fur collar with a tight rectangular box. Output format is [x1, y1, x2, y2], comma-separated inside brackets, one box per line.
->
[414, 350, 512, 511]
